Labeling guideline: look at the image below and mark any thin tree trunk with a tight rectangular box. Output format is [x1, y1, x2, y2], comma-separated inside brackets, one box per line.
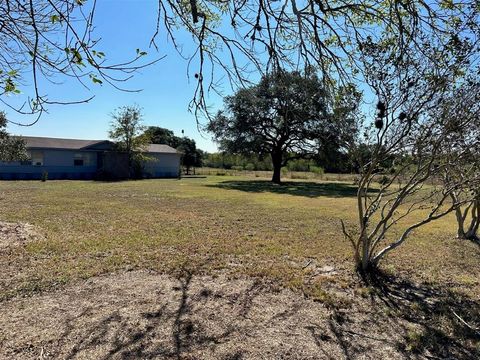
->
[455, 206, 467, 239]
[455, 198, 479, 240]
[465, 199, 480, 240]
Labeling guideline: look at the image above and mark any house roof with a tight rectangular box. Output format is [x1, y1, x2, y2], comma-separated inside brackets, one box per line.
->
[20, 136, 111, 150]
[146, 144, 180, 154]
[19, 136, 180, 154]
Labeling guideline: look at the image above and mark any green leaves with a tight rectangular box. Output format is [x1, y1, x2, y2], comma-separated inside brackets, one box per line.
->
[2, 70, 21, 94]
[89, 74, 103, 85]
[136, 48, 147, 56]
[92, 50, 105, 59]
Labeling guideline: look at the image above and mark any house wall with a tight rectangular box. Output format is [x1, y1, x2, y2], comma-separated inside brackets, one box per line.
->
[0, 148, 181, 180]
[0, 149, 99, 180]
[143, 153, 181, 178]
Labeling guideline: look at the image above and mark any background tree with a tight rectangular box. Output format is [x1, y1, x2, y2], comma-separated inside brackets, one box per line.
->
[177, 137, 203, 175]
[208, 69, 356, 184]
[143, 127, 179, 148]
[109, 105, 149, 177]
[0, 112, 26, 161]
[317, 84, 363, 173]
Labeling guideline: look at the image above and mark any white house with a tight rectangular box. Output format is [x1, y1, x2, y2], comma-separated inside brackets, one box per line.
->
[0, 136, 181, 180]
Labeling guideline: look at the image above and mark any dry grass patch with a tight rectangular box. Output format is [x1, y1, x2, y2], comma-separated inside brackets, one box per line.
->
[0, 177, 479, 358]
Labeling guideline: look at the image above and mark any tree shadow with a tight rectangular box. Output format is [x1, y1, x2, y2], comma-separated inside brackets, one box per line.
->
[326, 270, 480, 359]
[55, 269, 479, 359]
[207, 180, 378, 198]
[63, 271, 242, 360]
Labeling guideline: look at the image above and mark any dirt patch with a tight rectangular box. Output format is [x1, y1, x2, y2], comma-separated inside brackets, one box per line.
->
[2, 270, 477, 360]
[0, 221, 43, 250]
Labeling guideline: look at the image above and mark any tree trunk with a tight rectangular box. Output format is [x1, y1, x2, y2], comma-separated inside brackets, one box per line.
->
[455, 199, 480, 240]
[271, 153, 282, 184]
[272, 165, 281, 184]
[465, 199, 480, 240]
[455, 206, 467, 239]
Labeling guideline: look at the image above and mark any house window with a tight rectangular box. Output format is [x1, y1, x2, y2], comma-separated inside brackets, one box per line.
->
[74, 153, 94, 166]
[30, 151, 44, 166]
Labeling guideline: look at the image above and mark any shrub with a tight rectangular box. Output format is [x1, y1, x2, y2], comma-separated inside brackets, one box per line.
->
[291, 172, 310, 179]
[310, 166, 324, 175]
[231, 165, 244, 171]
[245, 163, 255, 171]
[378, 175, 390, 186]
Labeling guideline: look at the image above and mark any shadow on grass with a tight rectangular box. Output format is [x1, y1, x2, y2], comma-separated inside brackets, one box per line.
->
[326, 270, 480, 359]
[58, 269, 478, 359]
[207, 180, 378, 198]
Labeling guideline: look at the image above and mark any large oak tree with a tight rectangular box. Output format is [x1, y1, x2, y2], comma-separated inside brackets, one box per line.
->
[207, 70, 357, 183]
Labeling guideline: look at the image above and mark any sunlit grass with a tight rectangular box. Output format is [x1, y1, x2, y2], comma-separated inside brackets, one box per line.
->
[1, 176, 479, 300]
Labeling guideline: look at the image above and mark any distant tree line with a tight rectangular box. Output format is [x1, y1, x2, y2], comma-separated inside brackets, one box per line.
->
[202, 144, 392, 175]
[203, 153, 330, 174]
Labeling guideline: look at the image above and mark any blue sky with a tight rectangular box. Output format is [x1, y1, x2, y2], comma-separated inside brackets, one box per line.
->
[7, 0, 221, 152]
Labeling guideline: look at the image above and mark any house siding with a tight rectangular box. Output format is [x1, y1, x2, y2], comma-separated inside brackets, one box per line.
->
[0, 147, 181, 180]
[0, 149, 99, 180]
[143, 153, 181, 178]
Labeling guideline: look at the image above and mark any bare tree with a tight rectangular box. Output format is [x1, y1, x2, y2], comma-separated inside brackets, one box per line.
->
[1, 0, 158, 124]
[341, 26, 480, 272]
[4, 1, 479, 123]
[440, 80, 480, 241]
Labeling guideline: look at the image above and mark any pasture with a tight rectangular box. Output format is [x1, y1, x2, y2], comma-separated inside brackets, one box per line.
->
[1, 176, 479, 359]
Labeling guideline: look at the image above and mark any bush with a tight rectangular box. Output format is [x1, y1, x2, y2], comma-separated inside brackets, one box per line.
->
[378, 175, 390, 186]
[245, 163, 255, 171]
[290, 172, 310, 179]
[310, 166, 324, 175]
[231, 165, 244, 171]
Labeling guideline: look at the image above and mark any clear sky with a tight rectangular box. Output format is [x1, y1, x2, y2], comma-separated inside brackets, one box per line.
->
[6, 0, 221, 152]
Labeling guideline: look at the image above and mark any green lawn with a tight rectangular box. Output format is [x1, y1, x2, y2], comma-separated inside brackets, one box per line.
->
[1, 176, 479, 300]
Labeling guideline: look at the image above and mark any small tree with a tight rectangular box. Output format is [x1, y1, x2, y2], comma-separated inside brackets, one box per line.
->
[0, 112, 27, 162]
[439, 80, 480, 241]
[208, 69, 357, 184]
[177, 137, 202, 175]
[342, 22, 480, 272]
[109, 105, 148, 178]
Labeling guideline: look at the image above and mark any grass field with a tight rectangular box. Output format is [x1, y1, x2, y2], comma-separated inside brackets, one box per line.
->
[1, 176, 480, 358]
[1, 176, 479, 300]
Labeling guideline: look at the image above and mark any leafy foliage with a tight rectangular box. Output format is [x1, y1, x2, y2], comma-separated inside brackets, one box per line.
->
[0, 112, 27, 162]
[109, 105, 149, 178]
[208, 69, 358, 183]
